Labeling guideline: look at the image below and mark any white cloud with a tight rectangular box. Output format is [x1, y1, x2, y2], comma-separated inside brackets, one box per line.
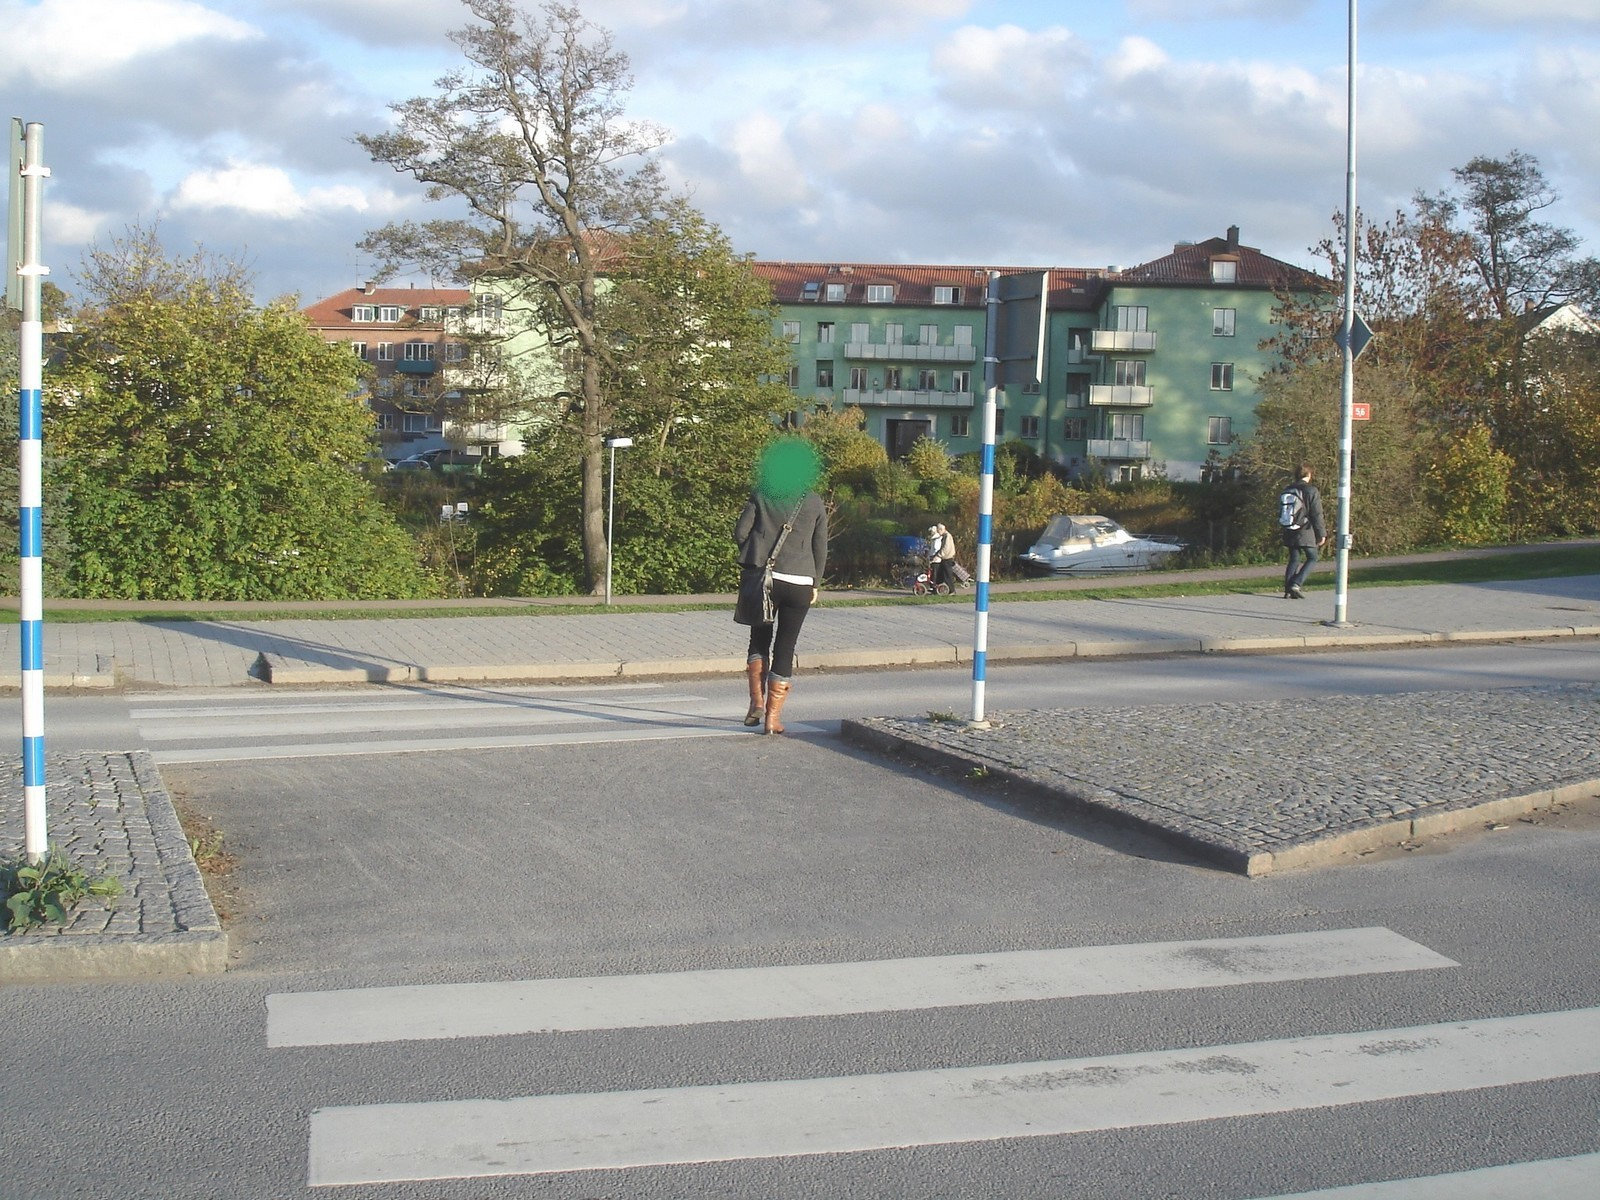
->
[170, 162, 392, 220]
[726, 113, 811, 207]
[0, 0, 257, 86]
[45, 201, 115, 247]
[932, 24, 1088, 107]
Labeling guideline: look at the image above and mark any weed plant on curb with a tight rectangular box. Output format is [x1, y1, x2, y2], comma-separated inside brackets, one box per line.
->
[1, 847, 122, 932]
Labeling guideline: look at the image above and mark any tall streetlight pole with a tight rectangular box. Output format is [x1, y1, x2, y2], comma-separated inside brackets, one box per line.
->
[1332, 0, 1360, 627]
[604, 436, 632, 605]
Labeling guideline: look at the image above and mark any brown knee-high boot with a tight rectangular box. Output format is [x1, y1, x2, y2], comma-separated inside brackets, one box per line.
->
[743, 657, 766, 727]
[763, 678, 792, 735]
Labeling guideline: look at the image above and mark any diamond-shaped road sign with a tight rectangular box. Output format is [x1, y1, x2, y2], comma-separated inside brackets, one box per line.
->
[1334, 311, 1374, 360]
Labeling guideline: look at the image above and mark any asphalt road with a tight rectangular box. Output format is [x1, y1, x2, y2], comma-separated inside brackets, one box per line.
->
[3, 644, 1599, 1199]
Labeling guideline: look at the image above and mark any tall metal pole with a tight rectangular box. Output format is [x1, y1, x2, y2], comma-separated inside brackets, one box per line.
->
[1332, 0, 1359, 626]
[603, 436, 630, 605]
[15, 121, 49, 861]
[605, 443, 617, 606]
[969, 272, 999, 726]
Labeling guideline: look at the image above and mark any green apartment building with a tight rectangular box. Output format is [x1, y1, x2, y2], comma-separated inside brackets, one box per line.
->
[753, 227, 1323, 482]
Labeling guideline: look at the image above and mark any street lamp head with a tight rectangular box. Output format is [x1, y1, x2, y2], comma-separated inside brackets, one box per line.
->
[605, 436, 633, 449]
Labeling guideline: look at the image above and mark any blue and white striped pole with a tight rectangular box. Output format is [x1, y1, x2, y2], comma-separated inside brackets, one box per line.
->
[15, 121, 48, 861]
[969, 271, 1000, 726]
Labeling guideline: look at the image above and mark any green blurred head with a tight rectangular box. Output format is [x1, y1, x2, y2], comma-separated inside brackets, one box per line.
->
[755, 437, 821, 503]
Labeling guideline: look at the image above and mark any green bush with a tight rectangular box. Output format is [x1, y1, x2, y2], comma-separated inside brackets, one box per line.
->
[3, 848, 122, 932]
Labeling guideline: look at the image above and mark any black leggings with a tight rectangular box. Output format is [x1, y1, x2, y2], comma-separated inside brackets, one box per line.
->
[746, 577, 813, 678]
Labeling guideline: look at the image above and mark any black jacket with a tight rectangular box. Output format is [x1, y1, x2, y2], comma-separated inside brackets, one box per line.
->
[735, 491, 829, 580]
[1280, 481, 1326, 548]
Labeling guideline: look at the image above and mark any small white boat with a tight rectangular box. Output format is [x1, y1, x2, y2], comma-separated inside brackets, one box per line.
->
[1017, 515, 1185, 574]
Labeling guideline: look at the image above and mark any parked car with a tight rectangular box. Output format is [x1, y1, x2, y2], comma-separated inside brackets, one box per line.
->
[388, 455, 432, 472]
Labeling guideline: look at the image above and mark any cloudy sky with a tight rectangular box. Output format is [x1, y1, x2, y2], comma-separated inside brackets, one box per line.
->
[4, 0, 1598, 306]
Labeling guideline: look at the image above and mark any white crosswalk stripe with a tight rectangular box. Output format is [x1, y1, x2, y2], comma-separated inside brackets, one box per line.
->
[1251, 1152, 1600, 1199]
[268, 927, 1454, 1048]
[261, 927, 1600, 1190]
[128, 682, 784, 763]
[305, 1005, 1600, 1186]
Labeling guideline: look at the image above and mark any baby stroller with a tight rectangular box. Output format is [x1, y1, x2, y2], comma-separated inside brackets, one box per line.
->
[891, 536, 950, 596]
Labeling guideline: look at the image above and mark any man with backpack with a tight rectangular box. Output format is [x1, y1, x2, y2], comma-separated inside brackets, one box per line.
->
[1278, 464, 1326, 599]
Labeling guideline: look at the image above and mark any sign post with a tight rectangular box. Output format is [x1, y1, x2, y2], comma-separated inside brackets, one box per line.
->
[9, 119, 49, 861]
[969, 271, 1047, 726]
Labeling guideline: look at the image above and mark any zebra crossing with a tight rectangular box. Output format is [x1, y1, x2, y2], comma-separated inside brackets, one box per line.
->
[264, 927, 1600, 1192]
[128, 681, 776, 764]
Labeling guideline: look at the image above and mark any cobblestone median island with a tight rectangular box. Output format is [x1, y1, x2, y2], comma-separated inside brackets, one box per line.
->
[1, 751, 226, 982]
[842, 684, 1600, 876]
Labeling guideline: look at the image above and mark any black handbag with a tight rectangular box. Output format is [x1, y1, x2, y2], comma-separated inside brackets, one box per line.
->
[734, 500, 803, 626]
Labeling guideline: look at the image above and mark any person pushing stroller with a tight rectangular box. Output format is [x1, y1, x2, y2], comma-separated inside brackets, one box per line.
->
[926, 523, 963, 592]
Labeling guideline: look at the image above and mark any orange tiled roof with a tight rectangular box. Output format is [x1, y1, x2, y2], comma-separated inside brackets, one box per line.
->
[302, 286, 473, 329]
[1116, 233, 1326, 291]
[751, 262, 1115, 311]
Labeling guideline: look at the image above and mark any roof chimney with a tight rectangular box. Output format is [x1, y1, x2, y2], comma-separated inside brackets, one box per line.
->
[359, 280, 376, 295]
[1226, 225, 1240, 251]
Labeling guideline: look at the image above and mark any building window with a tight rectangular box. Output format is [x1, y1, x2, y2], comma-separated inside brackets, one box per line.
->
[349, 341, 367, 358]
[884, 367, 902, 389]
[1064, 416, 1087, 439]
[782, 321, 800, 343]
[817, 322, 834, 343]
[1114, 359, 1147, 386]
[375, 412, 395, 431]
[1211, 260, 1238, 284]
[919, 323, 938, 345]
[1020, 415, 1040, 438]
[1065, 375, 1089, 408]
[885, 324, 903, 344]
[934, 286, 961, 305]
[443, 343, 466, 362]
[1211, 362, 1234, 390]
[1213, 308, 1236, 336]
[404, 341, 435, 361]
[952, 370, 970, 393]
[1208, 415, 1233, 444]
[475, 295, 503, 322]
[918, 369, 938, 390]
[1110, 412, 1144, 440]
[785, 365, 799, 388]
[850, 366, 868, 390]
[825, 283, 845, 302]
[815, 363, 834, 387]
[377, 305, 403, 322]
[351, 305, 376, 323]
[1115, 306, 1149, 331]
[954, 324, 973, 345]
[867, 284, 894, 303]
[850, 322, 869, 343]
[376, 343, 394, 361]
[951, 413, 970, 437]
[801, 281, 820, 301]
[995, 410, 1005, 435]
[418, 306, 442, 323]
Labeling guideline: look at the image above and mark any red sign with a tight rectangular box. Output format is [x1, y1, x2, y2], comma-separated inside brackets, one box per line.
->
[1352, 402, 1371, 421]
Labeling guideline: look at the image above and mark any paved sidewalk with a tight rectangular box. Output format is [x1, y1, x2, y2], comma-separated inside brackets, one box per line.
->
[2, 572, 1598, 690]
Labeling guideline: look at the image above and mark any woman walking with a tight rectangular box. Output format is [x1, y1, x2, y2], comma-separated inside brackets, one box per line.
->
[734, 438, 828, 734]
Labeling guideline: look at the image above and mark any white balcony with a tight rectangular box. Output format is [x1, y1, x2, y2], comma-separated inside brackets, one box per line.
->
[844, 341, 978, 363]
[842, 388, 974, 409]
[1091, 329, 1158, 352]
[1087, 438, 1152, 460]
[1089, 385, 1154, 407]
